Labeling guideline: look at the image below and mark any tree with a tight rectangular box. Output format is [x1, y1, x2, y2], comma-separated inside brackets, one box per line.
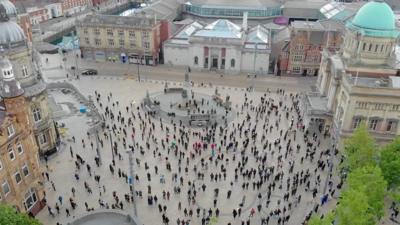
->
[0, 204, 41, 225]
[343, 125, 377, 171]
[336, 189, 376, 225]
[380, 138, 400, 189]
[347, 166, 387, 219]
[308, 211, 335, 225]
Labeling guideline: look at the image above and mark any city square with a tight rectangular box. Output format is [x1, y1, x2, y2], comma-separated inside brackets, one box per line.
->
[0, 0, 399, 225]
[36, 52, 338, 225]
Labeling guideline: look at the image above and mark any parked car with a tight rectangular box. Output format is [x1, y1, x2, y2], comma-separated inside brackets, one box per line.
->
[81, 69, 98, 75]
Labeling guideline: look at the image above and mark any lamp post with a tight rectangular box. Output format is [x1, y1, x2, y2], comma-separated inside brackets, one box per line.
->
[127, 146, 138, 216]
[137, 54, 140, 82]
[108, 127, 115, 162]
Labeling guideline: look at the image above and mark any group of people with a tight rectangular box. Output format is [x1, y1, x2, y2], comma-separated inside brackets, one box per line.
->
[43, 85, 340, 225]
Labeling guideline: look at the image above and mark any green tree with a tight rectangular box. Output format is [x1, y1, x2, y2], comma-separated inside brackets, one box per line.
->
[380, 138, 400, 189]
[308, 211, 335, 225]
[0, 204, 41, 225]
[343, 125, 377, 171]
[336, 189, 376, 225]
[347, 166, 387, 219]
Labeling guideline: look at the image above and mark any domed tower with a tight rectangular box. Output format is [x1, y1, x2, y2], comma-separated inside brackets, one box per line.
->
[342, 0, 399, 66]
[0, 2, 59, 156]
[0, 53, 45, 215]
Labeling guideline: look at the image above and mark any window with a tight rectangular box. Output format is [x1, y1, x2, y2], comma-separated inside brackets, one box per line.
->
[356, 101, 368, 109]
[368, 43, 372, 51]
[362, 43, 366, 50]
[94, 38, 101, 46]
[292, 66, 301, 73]
[391, 104, 400, 111]
[369, 119, 379, 130]
[352, 117, 362, 129]
[119, 39, 124, 47]
[22, 164, 29, 176]
[93, 28, 100, 35]
[129, 30, 135, 37]
[144, 42, 150, 49]
[204, 57, 208, 68]
[23, 189, 37, 211]
[374, 103, 384, 110]
[16, 143, 23, 155]
[15, 171, 22, 184]
[8, 147, 15, 161]
[374, 45, 378, 52]
[2, 180, 10, 195]
[292, 55, 303, 62]
[7, 124, 15, 137]
[386, 120, 397, 132]
[22, 65, 28, 77]
[230, 59, 235, 68]
[221, 58, 225, 69]
[0, 160, 2, 170]
[118, 29, 124, 36]
[108, 39, 114, 46]
[143, 31, 149, 39]
[83, 28, 88, 34]
[32, 107, 41, 122]
[194, 56, 198, 65]
[84, 37, 90, 45]
[39, 133, 47, 145]
[107, 28, 113, 36]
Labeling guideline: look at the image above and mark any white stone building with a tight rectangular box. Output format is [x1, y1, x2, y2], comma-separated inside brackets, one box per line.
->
[163, 14, 271, 75]
[303, 1, 400, 143]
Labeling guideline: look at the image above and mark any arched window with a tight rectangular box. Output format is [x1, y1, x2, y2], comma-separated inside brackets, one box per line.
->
[230, 59, 235, 68]
[194, 56, 198, 65]
[32, 107, 41, 122]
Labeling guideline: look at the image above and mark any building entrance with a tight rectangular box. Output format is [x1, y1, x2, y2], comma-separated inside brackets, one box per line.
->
[211, 58, 218, 69]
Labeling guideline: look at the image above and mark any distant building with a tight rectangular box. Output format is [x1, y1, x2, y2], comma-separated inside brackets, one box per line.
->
[61, 0, 91, 16]
[163, 14, 271, 75]
[26, 7, 49, 24]
[303, 1, 400, 143]
[45, 2, 63, 19]
[278, 21, 342, 76]
[77, 13, 170, 64]
[0, 55, 45, 216]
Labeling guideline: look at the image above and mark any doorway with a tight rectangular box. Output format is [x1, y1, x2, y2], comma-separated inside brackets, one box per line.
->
[212, 57, 218, 69]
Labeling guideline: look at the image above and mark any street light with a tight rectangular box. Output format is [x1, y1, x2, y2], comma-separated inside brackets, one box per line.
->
[108, 127, 115, 163]
[127, 146, 138, 217]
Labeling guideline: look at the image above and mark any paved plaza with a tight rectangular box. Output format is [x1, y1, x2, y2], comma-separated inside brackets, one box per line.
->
[36, 54, 339, 225]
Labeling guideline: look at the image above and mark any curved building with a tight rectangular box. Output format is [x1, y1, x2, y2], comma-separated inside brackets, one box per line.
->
[183, 0, 282, 20]
[0, 1, 59, 156]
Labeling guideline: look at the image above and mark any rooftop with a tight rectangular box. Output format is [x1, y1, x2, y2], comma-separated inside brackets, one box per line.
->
[186, 0, 281, 8]
[79, 14, 157, 28]
[193, 19, 242, 39]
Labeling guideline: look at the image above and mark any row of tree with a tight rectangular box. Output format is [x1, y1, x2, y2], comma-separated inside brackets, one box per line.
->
[309, 125, 400, 225]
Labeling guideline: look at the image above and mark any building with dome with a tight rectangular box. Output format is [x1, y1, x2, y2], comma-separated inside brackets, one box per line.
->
[163, 14, 271, 75]
[302, 0, 400, 143]
[0, 54, 45, 215]
[0, 1, 59, 156]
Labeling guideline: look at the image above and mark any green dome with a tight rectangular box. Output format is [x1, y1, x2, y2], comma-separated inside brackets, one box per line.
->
[351, 1, 395, 30]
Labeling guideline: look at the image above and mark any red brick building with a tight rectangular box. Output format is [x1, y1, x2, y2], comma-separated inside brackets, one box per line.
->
[278, 21, 342, 76]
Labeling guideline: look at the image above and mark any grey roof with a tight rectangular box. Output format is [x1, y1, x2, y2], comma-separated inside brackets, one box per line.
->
[0, 0, 17, 16]
[246, 25, 269, 44]
[193, 19, 242, 38]
[79, 14, 157, 28]
[174, 21, 203, 39]
[187, 0, 281, 8]
[283, 0, 327, 9]
[0, 20, 26, 45]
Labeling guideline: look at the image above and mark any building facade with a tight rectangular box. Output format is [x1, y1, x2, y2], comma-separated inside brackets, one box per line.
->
[164, 15, 271, 75]
[0, 1, 59, 156]
[0, 55, 45, 216]
[77, 13, 169, 65]
[61, 0, 91, 16]
[303, 1, 400, 143]
[278, 21, 342, 76]
[26, 7, 49, 25]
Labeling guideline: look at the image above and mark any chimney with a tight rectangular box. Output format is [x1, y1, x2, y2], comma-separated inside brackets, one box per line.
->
[242, 11, 248, 32]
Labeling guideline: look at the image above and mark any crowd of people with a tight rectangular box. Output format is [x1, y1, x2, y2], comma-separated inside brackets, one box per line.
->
[42, 86, 339, 225]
